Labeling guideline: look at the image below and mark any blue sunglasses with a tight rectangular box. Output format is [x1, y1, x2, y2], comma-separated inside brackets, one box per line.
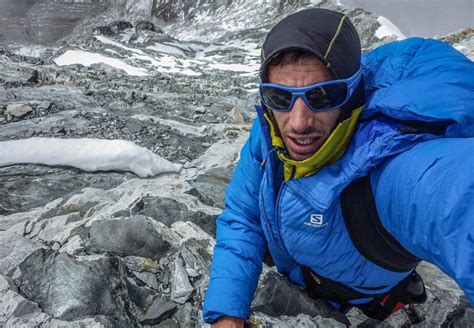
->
[259, 68, 362, 112]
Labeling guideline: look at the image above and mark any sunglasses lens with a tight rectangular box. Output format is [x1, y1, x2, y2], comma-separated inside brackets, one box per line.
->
[261, 86, 292, 111]
[306, 83, 348, 110]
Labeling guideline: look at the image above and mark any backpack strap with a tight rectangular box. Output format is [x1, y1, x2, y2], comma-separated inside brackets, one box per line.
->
[340, 175, 420, 272]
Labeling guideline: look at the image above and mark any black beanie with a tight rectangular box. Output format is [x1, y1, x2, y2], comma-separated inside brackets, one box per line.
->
[260, 8, 365, 119]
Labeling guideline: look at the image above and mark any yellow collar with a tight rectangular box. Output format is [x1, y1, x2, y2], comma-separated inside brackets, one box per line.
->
[264, 106, 363, 181]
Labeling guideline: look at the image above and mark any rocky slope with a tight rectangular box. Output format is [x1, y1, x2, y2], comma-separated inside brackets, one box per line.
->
[0, 0, 473, 327]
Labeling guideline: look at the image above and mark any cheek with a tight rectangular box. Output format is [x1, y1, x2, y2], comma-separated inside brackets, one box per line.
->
[272, 112, 288, 132]
[320, 110, 341, 132]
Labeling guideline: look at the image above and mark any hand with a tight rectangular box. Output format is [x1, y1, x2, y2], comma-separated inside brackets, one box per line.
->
[211, 316, 244, 328]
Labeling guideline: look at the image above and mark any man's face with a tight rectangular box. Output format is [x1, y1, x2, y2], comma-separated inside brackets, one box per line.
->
[267, 56, 341, 161]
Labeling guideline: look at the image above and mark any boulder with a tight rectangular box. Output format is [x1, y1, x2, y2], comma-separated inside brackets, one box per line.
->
[136, 21, 156, 32]
[109, 21, 133, 34]
[131, 196, 218, 235]
[140, 295, 177, 325]
[188, 166, 233, 210]
[17, 249, 137, 325]
[87, 215, 173, 260]
[5, 103, 33, 118]
[92, 26, 115, 36]
[251, 270, 349, 325]
[249, 312, 347, 327]
[0, 290, 50, 327]
[0, 231, 43, 276]
[170, 257, 194, 304]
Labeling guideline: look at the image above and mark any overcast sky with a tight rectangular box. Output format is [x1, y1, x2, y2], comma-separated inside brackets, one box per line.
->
[341, 0, 474, 37]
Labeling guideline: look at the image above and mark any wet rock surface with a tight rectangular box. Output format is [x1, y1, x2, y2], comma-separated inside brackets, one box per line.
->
[87, 215, 173, 260]
[251, 271, 349, 325]
[0, 0, 473, 327]
[17, 248, 138, 324]
[0, 165, 130, 216]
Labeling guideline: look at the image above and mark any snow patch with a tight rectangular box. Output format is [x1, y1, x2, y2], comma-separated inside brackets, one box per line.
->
[376, 16, 406, 40]
[147, 43, 186, 56]
[94, 36, 201, 76]
[0, 138, 181, 178]
[54, 50, 149, 76]
[94, 35, 142, 54]
[10, 44, 50, 58]
[208, 61, 259, 74]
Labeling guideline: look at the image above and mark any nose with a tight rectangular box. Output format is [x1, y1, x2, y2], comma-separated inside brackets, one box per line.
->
[288, 96, 314, 133]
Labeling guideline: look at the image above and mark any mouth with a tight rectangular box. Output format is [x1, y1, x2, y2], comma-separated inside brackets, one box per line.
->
[292, 137, 315, 145]
[285, 134, 323, 160]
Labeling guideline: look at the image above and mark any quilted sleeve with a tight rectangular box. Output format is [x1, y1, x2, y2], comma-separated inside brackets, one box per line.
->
[371, 137, 474, 305]
[203, 120, 267, 323]
[362, 38, 474, 138]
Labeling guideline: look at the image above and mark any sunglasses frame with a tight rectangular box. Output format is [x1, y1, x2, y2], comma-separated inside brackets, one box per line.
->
[259, 68, 362, 112]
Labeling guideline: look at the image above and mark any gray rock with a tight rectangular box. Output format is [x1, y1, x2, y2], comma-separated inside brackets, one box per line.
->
[249, 312, 347, 328]
[136, 21, 156, 32]
[133, 270, 159, 290]
[0, 274, 15, 292]
[0, 0, 114, 44]
[5, 103, 33, 118]
[125, 120, 143, 133]
[17, 249, 137, 325]
[37, 101, 52, 112]
[0, 289, 50, 327]
[251, 270, 349, 325]
[0, 231, 43, 276]
[25, 212, 84, 245]
[188, 166, 233, 210]
[0, 165, 128, 217]
[153, 318, 181, 328]
[108, 21, 134, 34]
[440, 28, 474, 61]
[123, 256, 160, 274]
[19, 128, 35, 138]
[417, 261, 462, 292]
[452, 305, 474, 327]
[88, 215, 172, 260]
[126, 277, 155, 310]
[59, 235, 85, 255]
[170, 257, 194, 304]
[141, 295, 177, 325]
[132, 196, 218, 235]
[48, 316, 115, 327]
[194, 107, 206, 114]
[92, 26, 115, 36]
[179, 238, 212, 285]
[173, 302, 199, 328]
[408, 288, 465, 327]
[346, 262, 470, 326]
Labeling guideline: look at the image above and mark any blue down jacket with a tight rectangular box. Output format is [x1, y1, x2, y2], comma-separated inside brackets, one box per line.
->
[203, 38, 474, 323]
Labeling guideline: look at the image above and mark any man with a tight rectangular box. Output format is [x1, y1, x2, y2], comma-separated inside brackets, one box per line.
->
[203, 8, 474, 327]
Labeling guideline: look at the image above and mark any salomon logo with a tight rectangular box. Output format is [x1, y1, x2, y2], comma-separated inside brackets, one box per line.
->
[304, 214, 328, 228]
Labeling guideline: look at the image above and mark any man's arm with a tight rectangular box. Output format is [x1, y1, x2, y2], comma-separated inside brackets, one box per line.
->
[203, 120, 267, 324]
[371, 137, 474, 304]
